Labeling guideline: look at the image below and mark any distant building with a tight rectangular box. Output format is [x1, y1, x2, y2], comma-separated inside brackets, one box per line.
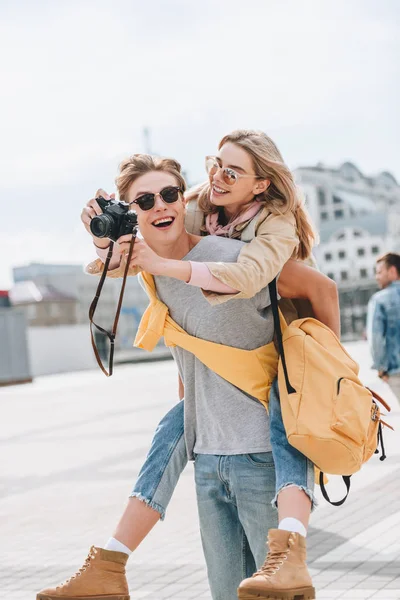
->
[9, 281, 77, 326]
[295, 162, 400, 339]
[0, 290, 11, 308]
[11, 262, 149, 350]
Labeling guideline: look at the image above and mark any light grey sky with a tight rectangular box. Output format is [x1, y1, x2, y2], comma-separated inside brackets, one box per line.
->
[1, 0, 399, 288]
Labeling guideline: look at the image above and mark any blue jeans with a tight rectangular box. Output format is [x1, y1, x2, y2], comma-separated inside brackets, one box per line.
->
[130, 378, 316, 520]
[269, 379, 316, 508]
[130, 400, 187, 519]
[195, 452, 277, 599]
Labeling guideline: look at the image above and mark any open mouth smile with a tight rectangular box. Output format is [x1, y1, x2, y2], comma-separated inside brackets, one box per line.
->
[152, 216, 175, 229]
[212, 184, 229, 196]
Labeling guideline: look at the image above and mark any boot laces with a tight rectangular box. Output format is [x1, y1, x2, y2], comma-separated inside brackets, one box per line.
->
[57, 546, 97, 588]
[254, 535, 295, 579]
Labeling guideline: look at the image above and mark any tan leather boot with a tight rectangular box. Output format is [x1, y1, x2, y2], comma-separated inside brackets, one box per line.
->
[36, 546, 130, 600]
[237, 530, 315, 599]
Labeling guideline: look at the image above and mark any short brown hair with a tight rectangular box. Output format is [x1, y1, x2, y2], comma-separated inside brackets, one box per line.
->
[376, 252, 400, 275]
[115, 154, 187, 201]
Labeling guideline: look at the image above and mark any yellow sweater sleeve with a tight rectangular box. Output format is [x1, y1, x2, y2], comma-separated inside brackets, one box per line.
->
[203, 211, 299, 305]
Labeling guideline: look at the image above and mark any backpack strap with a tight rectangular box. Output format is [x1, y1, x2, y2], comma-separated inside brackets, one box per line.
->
[319, 471, 351, 506]
[268, 278, 296, 395]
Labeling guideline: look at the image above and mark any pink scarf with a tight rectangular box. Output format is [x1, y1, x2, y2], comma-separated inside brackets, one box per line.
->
[205, 201, 262, 237]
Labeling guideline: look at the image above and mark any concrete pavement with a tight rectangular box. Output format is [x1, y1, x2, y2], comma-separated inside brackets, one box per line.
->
[1, 341, 399, 599]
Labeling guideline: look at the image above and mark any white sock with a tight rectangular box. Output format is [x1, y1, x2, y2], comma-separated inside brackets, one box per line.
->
[104, 537, 132, 556]
[278, 517, 307, 538]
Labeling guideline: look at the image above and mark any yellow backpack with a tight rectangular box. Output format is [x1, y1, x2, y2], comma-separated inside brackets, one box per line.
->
[269, 279, 392, 505]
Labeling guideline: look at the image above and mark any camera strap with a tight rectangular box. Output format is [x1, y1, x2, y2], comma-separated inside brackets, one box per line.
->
[89, 234, 136, 376]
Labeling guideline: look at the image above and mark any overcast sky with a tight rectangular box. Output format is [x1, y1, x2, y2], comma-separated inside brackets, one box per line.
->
[1, 0, 399, 288]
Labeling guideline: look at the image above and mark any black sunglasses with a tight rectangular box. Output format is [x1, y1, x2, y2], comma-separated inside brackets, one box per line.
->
[130, 186, 182, 211]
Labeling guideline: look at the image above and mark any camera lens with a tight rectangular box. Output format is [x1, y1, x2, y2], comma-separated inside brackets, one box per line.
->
[90, 214, 114, 238]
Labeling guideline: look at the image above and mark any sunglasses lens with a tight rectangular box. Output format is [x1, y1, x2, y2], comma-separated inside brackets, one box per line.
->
[222, 168, 238, 186]
[161, 187, 180, 203]
[206, 158, 218, 176]
[137, 194, 155, 211]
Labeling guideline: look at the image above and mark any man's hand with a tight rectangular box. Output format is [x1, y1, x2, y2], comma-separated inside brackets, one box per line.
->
[81, 189, 115, 249]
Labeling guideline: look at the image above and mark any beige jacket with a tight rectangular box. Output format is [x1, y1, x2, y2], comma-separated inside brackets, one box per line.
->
[186, 202, 299, 305]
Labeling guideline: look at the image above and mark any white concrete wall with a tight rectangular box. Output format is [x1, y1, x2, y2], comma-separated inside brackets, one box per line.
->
[27, 325, 97, 377]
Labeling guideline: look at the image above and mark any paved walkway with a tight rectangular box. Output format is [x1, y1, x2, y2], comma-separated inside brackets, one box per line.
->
[1, 342, 399, 599]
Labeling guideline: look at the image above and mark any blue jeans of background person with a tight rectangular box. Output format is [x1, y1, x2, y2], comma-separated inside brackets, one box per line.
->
[130, 378, 315, 520]
[194, 452, 277, 600]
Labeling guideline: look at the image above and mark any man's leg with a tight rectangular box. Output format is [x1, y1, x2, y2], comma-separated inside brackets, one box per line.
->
[230, 452, 277, 568]
[37, 401, 187, 600]
[237, 381, 315, 599]
[195, 454, 256, 600]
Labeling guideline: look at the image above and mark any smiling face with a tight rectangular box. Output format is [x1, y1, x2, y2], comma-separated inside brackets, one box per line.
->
[126, 171, 187, 251]
[209, 142, 269, 216]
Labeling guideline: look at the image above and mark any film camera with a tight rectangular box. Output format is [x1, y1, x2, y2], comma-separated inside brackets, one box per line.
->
[90, 196, 138, 242]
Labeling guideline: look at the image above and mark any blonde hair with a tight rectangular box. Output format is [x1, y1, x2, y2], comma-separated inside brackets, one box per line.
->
[186, 129, 316, 260]
[116, 154, 187, 201]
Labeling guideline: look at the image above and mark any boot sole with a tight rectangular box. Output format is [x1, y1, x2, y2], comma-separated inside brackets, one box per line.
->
[237, 586, 315, 600]
[37, 595, 130, 600]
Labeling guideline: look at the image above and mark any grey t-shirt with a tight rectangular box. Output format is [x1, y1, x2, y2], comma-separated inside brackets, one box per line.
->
[153, 236, 275, 459]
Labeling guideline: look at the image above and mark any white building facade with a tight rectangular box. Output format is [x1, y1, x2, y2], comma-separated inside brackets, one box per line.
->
[295, 162, 400, 339]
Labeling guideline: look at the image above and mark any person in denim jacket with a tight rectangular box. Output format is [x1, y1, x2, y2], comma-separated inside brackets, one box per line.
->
[367, 252, 400, 402]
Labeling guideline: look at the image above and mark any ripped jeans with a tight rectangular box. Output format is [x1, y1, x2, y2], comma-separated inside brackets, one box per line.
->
[130, 377, 316, 520]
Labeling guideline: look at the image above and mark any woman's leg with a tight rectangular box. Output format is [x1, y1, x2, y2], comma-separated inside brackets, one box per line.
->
[111, 498, 160, 553]
[269, 378, 316, 531]
[36, 401, 188, 599]
[112, 399, 188, 550]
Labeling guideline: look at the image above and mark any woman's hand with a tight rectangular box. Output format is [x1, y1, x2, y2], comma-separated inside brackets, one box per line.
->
[117, 237, 166, 275]
[81, 189, 115, 249]
[116, 235, 192, 282]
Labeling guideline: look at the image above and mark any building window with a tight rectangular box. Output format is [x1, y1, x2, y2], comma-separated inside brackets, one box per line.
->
[341, 271, 348, 281]
[317, 188, 326, 206]
[371, 246, 379, 254]
[357, 248, 365, 257]
[360, 268, 368, 278]
[353, 230, 362, 237]
[338, 251, 346, 259]
[320, 212, 328, 221]
[333, 196, 342, 204]
[325, 253, 332, 261]
[334, 209, 344, 219]
[327, 273, 335, 280]
[336, 233, 345, 241]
